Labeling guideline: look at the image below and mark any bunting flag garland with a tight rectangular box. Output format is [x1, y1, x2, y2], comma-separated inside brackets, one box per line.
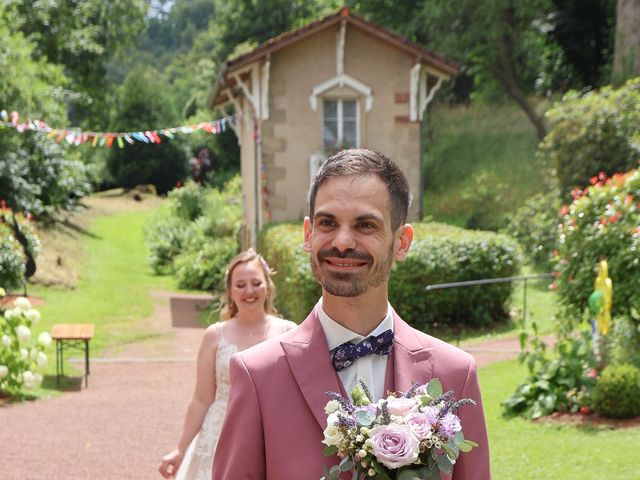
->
[0, 109, 240, 147]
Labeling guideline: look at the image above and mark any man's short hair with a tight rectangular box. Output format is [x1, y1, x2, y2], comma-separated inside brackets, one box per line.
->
[308, 149, 412, 231]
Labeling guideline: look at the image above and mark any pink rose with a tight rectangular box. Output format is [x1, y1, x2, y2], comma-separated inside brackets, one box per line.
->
[369, 424, 420, 469]
[385, 396, 418, 417]
[405, 412, 435, 440]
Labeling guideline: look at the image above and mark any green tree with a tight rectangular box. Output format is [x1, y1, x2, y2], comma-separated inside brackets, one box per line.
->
[106, 67, 188, 193]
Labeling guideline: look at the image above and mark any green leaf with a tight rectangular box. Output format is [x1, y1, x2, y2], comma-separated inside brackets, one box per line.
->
[453, 431, 465, 446]
[427, 378, 443, 397]
[323, 445, 338, 457]
[354, 409, 376, 427]
[371, 459, 392, 480]
[339, 457, 354, 472]
[436, 453, 454, 474]
[397, 469, 422, 480]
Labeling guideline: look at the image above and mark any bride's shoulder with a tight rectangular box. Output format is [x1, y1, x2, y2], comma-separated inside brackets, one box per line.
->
[270, 316, 298, 333]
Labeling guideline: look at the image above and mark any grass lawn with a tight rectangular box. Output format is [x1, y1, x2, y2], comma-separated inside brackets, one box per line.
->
[423, 101, 547, 228]
[481, 360, 640, 479]
[27, 199, 179, 385]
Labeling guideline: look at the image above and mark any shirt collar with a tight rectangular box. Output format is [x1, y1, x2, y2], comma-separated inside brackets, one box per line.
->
[316, 298, 394, 350]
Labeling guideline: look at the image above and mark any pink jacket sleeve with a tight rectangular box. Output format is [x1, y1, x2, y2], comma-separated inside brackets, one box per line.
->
[211, 354, 266, 480]
[452, 356, 491, 480]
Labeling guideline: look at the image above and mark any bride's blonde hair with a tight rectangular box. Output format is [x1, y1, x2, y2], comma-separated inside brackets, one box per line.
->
[220, 249, 278, 320]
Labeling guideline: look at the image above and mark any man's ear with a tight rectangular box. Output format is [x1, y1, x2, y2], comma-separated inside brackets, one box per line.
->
[394, 224, 413, 261]
[303, 216, 312, 252]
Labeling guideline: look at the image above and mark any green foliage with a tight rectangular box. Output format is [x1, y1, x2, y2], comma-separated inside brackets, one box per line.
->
[541, 78, 640, 198]
[503, 190, 561, 269]
[106, 67, 188, 193]
[258, 223, 321, 322]
[555, 169, 640, 327]
[392, 223, 521, 331]
[608, 317, 640, 369]
[0, 135, 93, 218]
[259, 222, 521, 329]
[503, 327, 597, 419]
[145, 177, 242, 291]
[593, 363, 640, 419]
[0, 296, 51, 396]
[0, 224, 25, 291]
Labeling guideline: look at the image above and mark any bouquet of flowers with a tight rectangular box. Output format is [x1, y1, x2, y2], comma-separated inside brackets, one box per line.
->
[321, 379, 478, 480]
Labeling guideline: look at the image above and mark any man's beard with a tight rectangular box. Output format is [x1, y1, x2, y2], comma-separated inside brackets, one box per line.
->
[310, 244, 394, 297]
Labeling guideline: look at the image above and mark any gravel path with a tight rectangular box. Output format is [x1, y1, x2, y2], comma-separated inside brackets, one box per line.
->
[0, 291, 534, 480]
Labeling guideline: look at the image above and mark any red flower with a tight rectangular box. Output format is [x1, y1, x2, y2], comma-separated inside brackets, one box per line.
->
[580, 406, 589, 415]
[588, 369, 598, 378]
[589, 176, 598, 185]
[625, 195, 634, 205]
[559, 205, 569, 216]
[549, 282, 557, 290]
[553, 249, 559, 257]
[176, 180, 182, 188]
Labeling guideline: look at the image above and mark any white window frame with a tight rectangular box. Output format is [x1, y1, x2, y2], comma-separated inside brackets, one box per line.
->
[323, 98, 360, 150]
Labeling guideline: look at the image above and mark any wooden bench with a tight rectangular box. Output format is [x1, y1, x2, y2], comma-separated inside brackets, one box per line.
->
[51, 324, 94, 387]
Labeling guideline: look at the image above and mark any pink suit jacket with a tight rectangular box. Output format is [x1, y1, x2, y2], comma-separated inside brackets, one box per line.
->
[212, 309, 491, 480]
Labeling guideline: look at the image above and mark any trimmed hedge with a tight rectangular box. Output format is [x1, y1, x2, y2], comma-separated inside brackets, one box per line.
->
[259, 222, 521, 329]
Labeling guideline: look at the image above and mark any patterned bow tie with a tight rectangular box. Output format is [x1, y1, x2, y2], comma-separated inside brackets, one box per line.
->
[330, 329, 394, 371]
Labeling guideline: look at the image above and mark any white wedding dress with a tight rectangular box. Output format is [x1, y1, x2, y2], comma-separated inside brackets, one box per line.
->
[176, 334, 237, 480]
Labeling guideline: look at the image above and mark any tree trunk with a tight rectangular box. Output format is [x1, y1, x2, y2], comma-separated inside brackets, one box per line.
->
[494, 7, 547, 141]
[613, 0, 640, 81]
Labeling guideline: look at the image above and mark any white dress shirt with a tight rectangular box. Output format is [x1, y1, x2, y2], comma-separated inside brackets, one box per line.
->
[316, 298, 394, 402]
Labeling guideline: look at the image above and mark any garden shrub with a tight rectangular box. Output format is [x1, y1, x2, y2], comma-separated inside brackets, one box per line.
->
[503, 190, 560, 270]
[608, 317, 640, 369]
[0, 207, 39, 290]
[503, 328, 597, 419]
[555, 168, 640, 329]
[259, 222, 522, 329]
[541, 77, 640, 198]
[593, 363, 640, 419]
[0, 294, 51, 396]
[145, 176, 242, 291]
[0, 223, 25, 291]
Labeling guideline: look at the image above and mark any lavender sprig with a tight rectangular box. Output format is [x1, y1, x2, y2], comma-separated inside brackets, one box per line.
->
[337, 413, 357, 428]
[326, 391, 355, 413]
[380, 400, 391, 424]
[403, 381, 421, 398]
[358, 380, 373, 403]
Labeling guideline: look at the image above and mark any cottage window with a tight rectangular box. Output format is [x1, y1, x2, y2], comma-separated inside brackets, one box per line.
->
[323, 99, 358, 149]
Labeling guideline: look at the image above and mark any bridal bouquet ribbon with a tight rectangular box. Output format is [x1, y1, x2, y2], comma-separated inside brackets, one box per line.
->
[321, 379, 478, 480]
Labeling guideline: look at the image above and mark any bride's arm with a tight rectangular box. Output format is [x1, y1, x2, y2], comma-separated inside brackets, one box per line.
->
[159, 324, 220, 478]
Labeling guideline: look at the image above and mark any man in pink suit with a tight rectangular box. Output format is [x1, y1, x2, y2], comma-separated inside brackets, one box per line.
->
[212, 149, 491, 479]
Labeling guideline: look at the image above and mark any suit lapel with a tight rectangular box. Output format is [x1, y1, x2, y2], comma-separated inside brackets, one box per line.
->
[281, 310, 344, 430]
[391, 312, 435, 393]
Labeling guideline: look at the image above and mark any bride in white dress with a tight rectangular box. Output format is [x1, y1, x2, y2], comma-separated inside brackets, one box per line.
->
[159, 250, 296, 479]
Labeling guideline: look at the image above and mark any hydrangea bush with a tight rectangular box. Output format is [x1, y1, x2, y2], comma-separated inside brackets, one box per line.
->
[0, 290, 51, 395]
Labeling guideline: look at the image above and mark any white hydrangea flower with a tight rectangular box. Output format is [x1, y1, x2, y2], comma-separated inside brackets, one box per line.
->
[30, 348, 38, 360]
[20, 348, 29, 360]
[24, 309, 41, 324]
[13, 296, 32, 311]
[0, 287, 6, 297]
[22, 370, 36, 389]
[3, 308, 17, 320]
[33, 372, 43, 387]
[38, 332, 52, 348]
[16, 325, 31, 344]
[36, 352, 47, 367]
[0, 365, 8, 378]
[1, 334, 11, 347]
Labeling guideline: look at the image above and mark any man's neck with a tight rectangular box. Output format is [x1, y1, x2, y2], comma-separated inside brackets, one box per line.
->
[321, 286, 389, 336]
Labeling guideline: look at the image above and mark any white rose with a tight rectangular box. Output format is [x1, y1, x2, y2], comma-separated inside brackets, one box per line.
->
[16, 325, 31, 344]
[386, 396, 419, 417]
[0, 365, 8, 378]
[322, 424, 344, 447]
[24, 309, 41, 324]
[324, 399, 341, 415]
[1, 334, 11, 347]
[20, 348, 29, 360]
[326, 411, 341, 426]
[14, 296, 32, 310]
[36, 352, 47, 367]
[38, 332, 52, 348]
